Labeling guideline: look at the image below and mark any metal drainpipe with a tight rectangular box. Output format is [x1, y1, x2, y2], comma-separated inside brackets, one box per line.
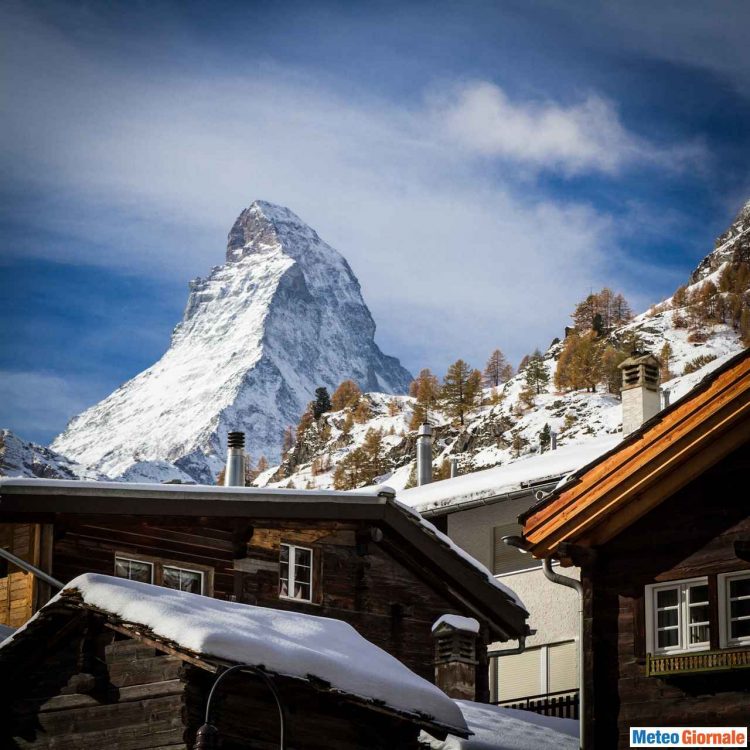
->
[542, 558, 584, 750]
[0, 547, 64, 590]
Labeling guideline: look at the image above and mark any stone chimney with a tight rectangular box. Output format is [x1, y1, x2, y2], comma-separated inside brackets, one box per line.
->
[618, 351, 661, 437]
[432, 615, 479, 701]
[417, 423, 433, 486]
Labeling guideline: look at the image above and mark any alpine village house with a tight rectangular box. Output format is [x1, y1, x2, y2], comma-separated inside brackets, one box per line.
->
[0, 446, 528, 750]
[520, 347, 750, 749]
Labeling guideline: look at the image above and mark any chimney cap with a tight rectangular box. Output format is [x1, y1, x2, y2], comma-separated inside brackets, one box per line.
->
[227, 431, 245, 448]
[617, 351, 660, 370]
[417, 423, 433, 437]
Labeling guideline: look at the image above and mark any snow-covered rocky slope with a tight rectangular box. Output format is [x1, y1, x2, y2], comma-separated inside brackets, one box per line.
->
[259, 201, 749, 492]
[0, 429, 101, 480]
[49, 201, 412, 483]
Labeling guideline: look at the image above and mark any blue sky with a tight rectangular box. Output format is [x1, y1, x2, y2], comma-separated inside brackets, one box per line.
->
[1, 0, 749, 444]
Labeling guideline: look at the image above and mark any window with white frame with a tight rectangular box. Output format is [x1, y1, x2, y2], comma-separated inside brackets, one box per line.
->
[114, 556, 154, 584]
[114, 553, 211, 596]
[645, 578, 710, 654]
[719, 571, 750, 647]
[279, 543, 313, 602]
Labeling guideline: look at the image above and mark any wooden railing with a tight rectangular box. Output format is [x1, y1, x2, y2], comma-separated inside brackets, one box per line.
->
[646, 647, 750, 677]
[492, 689, 579, 719]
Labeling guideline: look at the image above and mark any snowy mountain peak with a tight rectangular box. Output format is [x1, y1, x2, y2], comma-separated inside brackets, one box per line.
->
[50, 201, 412, 483]
[226, 200, 320, 263]
[691, 199, 750, 283]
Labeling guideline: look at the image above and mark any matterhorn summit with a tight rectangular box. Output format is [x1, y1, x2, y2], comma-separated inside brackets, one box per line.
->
[51, 201, 412, 483]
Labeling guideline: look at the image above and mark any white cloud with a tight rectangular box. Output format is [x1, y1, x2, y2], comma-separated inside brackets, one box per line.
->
[432, 81, 704, 174]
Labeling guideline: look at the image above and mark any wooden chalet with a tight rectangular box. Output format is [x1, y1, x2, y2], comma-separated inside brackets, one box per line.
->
[0, 482, 528, 705]
[0, 572, 469, 749]
[519, 347, 750, 748]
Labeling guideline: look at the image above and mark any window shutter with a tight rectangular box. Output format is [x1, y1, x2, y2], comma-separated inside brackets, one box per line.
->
[494, 647, 542, 701]
[548, 641, 578, 692]
[492, 523, 541, 575]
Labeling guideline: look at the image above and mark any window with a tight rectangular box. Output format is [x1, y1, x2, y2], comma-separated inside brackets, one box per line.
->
[115, 556, 154, 584]
[719, 571, 750, 648]
[645, 578, 710, 655]
[279, 544, 313, 602]
[163, 565, 204, 594]
[114, 552, 212, 596]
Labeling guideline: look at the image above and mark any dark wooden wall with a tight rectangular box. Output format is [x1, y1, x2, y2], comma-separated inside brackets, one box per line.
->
[47, 515, 471, 683]
[584, 444, 750, 749]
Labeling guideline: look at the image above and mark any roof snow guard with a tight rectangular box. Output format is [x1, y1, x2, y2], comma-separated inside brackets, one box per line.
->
[520, 347, 750, 561]
[0, 482, 528, 640]
[0, 573, 469, 738]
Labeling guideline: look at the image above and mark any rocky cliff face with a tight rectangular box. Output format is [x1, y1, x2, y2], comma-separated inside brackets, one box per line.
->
[50, 201, 412, 483]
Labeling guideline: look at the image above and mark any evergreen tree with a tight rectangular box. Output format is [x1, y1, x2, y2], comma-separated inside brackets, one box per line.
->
[441, 359, 477, 426]
[484, 349, 510, 387]
[331, 379, 361, 411]
[524, 349, 549, 394]
[539, 423, 551, 452]
[313, 387, 332, 419]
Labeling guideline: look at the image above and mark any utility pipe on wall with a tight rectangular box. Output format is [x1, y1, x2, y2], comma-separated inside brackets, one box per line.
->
[542, 558, 584, 750]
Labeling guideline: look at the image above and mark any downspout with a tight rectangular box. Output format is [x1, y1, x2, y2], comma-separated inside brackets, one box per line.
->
[0, 546, 64, 590]
[543, 558, 584, 750]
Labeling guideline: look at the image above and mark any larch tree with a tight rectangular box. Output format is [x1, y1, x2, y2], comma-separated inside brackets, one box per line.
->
[408, 368, 441, 430]
[441, 359, 478, 426]
[331, 379, 362, 411]
[484, 349, 510, 387]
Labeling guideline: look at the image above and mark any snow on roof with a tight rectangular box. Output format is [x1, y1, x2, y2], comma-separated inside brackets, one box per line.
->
[399, 437, 620, 514]
[421, 700, 578, 750]
[0, 573, 466, 733]
[0, 624, 15, 640]
[394, 500, 527, 614]
[432, 615, 480, 634]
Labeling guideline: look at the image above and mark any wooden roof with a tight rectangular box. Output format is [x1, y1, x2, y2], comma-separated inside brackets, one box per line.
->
[521, 348, 750, 561]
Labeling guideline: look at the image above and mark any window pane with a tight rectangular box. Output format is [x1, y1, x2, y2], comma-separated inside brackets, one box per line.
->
[658, 628, 678, 648]
[294, 582, 311, 601]
[730, 577, 750, 599]
[115, 558, 152, 583]
[689, 604, 709, 624]
[688, 585, 708, 604]
[658, 609, 678, 629]
[689, 624, 710, 644]
[295, 548, 311, 567]
[163, 566, 202, 593]
[295, 563, 311, 585]
[656, 588, 678, 608]
[731, 619, 750, 639]
[730, 599, 750, 619]
[280, 545, 289, 563]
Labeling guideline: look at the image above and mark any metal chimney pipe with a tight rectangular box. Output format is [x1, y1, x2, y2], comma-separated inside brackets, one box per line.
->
[225, 431, 246, 487]
[449, 457, 459, 478]
[416, 423, 433, 486]
[551, 431, 557, 451]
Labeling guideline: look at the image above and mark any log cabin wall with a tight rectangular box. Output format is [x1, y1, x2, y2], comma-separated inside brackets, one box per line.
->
[47, 515, 471, 683]
[0, 523, 40, 627]
[585, 445, 750, 749]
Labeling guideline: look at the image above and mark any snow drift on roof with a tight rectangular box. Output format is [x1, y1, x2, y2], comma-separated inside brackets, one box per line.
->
[1, 573, 466, 732]
[399, 437, 620, 513]
[421, 700, 578, 749]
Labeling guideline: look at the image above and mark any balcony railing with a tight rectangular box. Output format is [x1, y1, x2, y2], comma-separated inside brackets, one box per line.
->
[492, 689, 579, 719]
[646, 647, 750, 677]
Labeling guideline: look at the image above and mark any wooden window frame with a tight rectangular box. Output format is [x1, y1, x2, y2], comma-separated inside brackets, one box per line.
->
[645, 576, 710, 656]
[279, 543, 314, 603]
[114, 551, 214, 596]
[718, 570, 750, 649]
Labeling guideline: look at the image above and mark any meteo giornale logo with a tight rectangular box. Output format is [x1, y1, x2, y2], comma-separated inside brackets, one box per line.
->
[630, 727, 748, 748]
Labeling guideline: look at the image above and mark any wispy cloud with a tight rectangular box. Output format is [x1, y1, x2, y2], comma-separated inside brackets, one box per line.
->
[432, 81, 706, 175]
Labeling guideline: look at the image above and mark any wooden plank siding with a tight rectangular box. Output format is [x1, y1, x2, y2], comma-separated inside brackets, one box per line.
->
[0, 523, 39, 627]
[585, 446, 750, 749]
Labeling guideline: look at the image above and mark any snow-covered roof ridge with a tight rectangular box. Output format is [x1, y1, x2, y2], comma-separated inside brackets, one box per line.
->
[432, 614, 480, 635]
[1, 573, 467, 734]
[399, 437, 620, 514]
